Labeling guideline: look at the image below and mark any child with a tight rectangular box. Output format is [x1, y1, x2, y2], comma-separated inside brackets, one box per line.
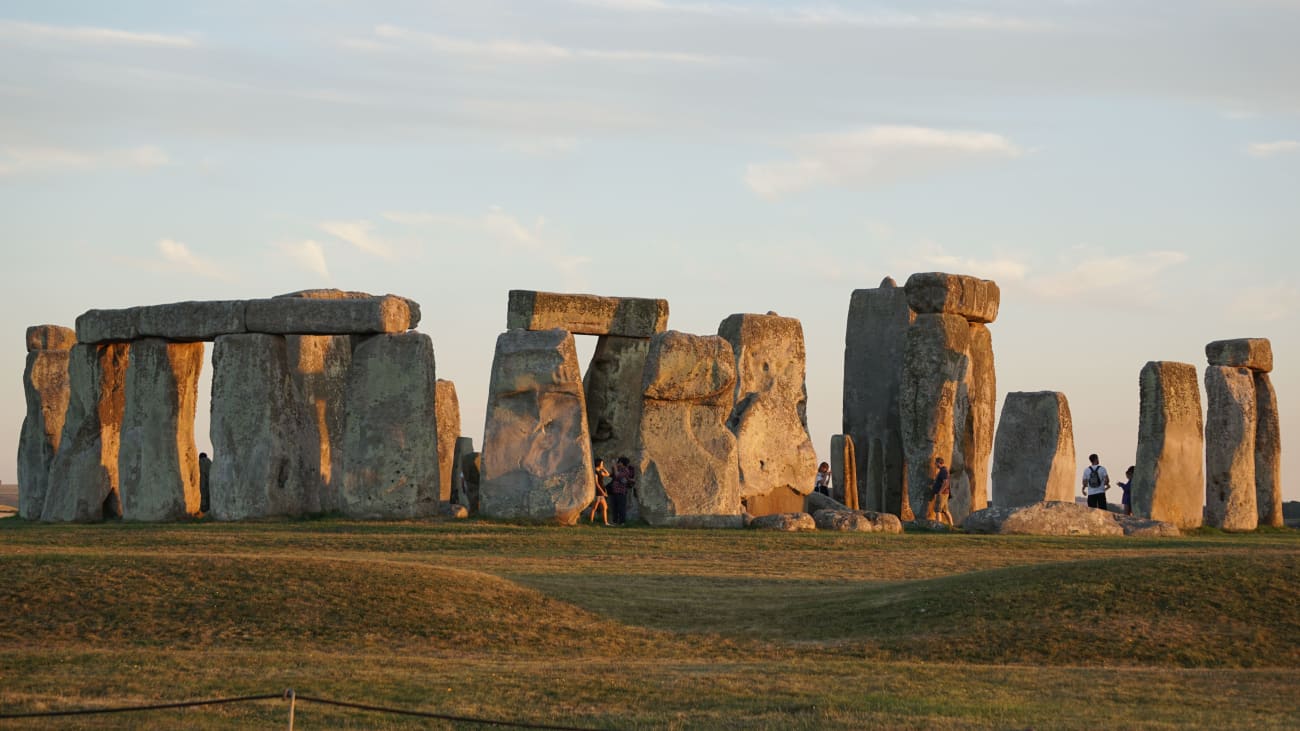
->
[588, 458, 611, 525]
[814, 462, 832, 496]
[1118, 466, 1135, 516]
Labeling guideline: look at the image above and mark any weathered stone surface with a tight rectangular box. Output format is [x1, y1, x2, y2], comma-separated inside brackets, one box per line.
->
[903, 272, 1000, 324]
[26, 325, 76, 352]
[1133, 361, 1204, 528]
[507, 290, 668, 337]
[43, 343, 130, 522]
[1254, 372, 1283, 528]
[1114, 515, 1181, 537]
[900, 313, 971, 517]
[748, 511, 816, 531]
[804, 490, 849, 513]
[451, 436, 476, 507]
[462, 450, 481, 512]
[340, 333, 440, 519]
[435, 379, 461, 503]
[637, 331, 742, 528]
[963, 501, 1123, 536]
[718, 313, 817, 509]
[75, 307, 140, 344]
[907, 518, 952, 532]
[584, 336, 650, 468]
[843, 278, 913, 516]
[1206, 338, 1272, 373]
[813, 508, 903, 533]
[830, 434, 858, 509]
[209, 334, 312, 521]
[1204, 366, 1258, 531]
[245, 295, 415, 335]
[286, 335, 352, 513]
[480, 329, 595, 525]
[136, 300, 246, 341]
[117, 339, 204, 521]
[17, 349, 71, 519]
[951, 322, 995, 520]
[274, 289, 421, 330]
[991, 392, 1076, 508]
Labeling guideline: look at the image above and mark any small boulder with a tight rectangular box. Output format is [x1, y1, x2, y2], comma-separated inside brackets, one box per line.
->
[963, 501, 1124, 536]
[748, 512, 816, 531]
[813, 509, 903, 533]
[1113, 514, 1180, 537]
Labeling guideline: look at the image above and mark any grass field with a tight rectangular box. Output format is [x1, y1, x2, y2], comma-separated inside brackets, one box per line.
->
[1, 518, 1297, 729]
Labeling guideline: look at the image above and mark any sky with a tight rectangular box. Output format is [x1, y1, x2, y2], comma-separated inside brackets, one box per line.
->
[2, 0, 1297, 503]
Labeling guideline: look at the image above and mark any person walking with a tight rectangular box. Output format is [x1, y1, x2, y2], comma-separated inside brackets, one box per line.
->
[814, 462, 832, 497]
[587, 458, 611, 525]
[609, 457, 635, 525]
[1080, 453, 1111, 511]
[927, 457, 953, 526]
[1117, 465, 1135, 516]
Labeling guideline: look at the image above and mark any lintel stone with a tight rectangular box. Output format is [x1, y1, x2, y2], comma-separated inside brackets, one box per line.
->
[507, 290, 668, 337]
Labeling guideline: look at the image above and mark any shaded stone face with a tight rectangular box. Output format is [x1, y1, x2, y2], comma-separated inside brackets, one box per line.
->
[479, 329, 595, 525]
[507, 290, 669, 337]
[44, 343, 131, 522]
[584, 335, 649, 470]
[1253, 372, 1282, 528]
[18, 349, 71, 519]
[963, 502, 1124, 537]
[1133, 361, 1204, 528]
[274, 289, 421, 330]
[718, 313, 817, 509]
[136, 300, 246, 341]
[25, 324, 76, 352]
[1204, 366, 1258, 532]
[245, 295, 415, 336]
[450, 436, 476, 509]
[75, 308, 140, 344]
[435, 379, 461, 503]
[900, 313, 971, 516]
[637, 331, 742, 528]
[830, 434, 857, 509]
[903, 272, 1001, 324]
[340, 333, 440, 519]
[118, 339, 204, 521]
[286, 334, 353, 514]
[991, 391, 1076, 508]
[1205, 338, 1272, 373]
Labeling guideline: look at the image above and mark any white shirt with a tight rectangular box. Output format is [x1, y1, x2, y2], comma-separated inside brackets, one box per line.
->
[1082, 464, 1109, 496]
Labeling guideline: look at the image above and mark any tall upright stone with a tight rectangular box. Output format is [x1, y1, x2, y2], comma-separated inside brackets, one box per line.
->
[952, 322, 995, 519]
[118, 339, 205, 521]
[1254, 372, 1283, 528]
[637, 331, 742, 527]
[435, 379, 461, 503]
[286, 334, 353, 514]
[1133, 361, 1205, 528]
[209, 334, 312, 521]
[1204, 365, 1258, 531]
[830, 434, 858, 509]
[480, 329, 595, 525]
[992, 391, 1076, 507]
[584, 335, 650, 468]
[900, 313, 971, 517]
[451, 436, 476, 507]
[340, 332, 440, 519]
[718, 313, 817, 516]
[843, 278, 914, 516]
[43, 342, 131, 522]
[18, 326, 75, 520]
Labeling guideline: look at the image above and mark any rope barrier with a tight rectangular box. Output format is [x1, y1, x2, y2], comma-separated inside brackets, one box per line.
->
[0, 692, 284, 719]
[293, 693, 604, 729]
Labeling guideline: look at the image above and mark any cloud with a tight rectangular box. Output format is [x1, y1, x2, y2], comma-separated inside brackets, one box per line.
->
[276, 240, 331, 279]
[746, 125, 1024, 198]
[382, 207, 545, 248]
[1229, 283, 1300, 322]
[1246, 140, 1300, 158]
[1025, 250, 1188, 301]
[358, 24, 729, 64]
[319, 220, 395, 259]
[0, 145, 169, 176]
[0, 19, 196, 48]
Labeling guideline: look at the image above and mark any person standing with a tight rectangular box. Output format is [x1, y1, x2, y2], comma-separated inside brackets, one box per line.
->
[1080, 453, 1111, 511]
[927, 457, 953, 526]
[814, 462, 832, 497]
[609, 457, 635, 525]
[198, 452, 212, 514]
[1117, 465, 1135, 516]
[587, 458, 611, 525]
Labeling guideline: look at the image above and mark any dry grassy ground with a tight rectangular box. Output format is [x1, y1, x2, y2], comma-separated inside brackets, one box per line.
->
[0, 519, 1297, 729]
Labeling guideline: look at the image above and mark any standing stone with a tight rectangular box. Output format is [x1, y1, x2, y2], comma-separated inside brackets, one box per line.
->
[830, 434, 858, 509]
[118, 339, 204, 521]
[462, 450, 482, 512]
[637, 331, 742, 527]
[451, 436, 475, 507]
[286, 335, 353, 514]
[903, 272, 1001, 324]
[480, 329, 595, 525]
[843, 278, 913, 516]
[1133, 361, 1205, 528]
[991, 391, 1076, 507]
[43, 343, 131, 522]
[950, 322, 995, 520]
[18, 331, 74, 520]
[209, 334, 312, 521]
[435, 379, 461, 503]
[584, 335, 650, 522]
[1206, 338, 1272, 373]
[1254, 372, 1283, 528]
[718, 313, 818, 515]
[1204, 366, 1258, 531]
[900, 313, 971, 517]
[340, 333, 440, 519]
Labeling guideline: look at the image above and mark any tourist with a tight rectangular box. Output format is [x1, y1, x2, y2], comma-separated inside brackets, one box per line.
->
[814, 462, 832, 496]
[927, 456, 953, 526]
[1080, 453, 1111, 510]
[609, 457, 635, 525]
[1118, 465, 1135, 516]
[198, 452, 212, 514]
[587, 458, 611, 525]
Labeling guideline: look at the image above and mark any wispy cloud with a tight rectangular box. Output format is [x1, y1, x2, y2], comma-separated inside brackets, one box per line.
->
[351, 24, 730, 64]
[276, 240, 331, 279]
[1246, 140, 1300, 158]
[746, 125, 1024, 198]
[0, 145, 169, 176]
[0, 19, 196, 48]
[1025, 250, 1188, 301]
[572, 1, 1054, 31]
[382, 207, 545, 248]
[319, 220, 396, 259]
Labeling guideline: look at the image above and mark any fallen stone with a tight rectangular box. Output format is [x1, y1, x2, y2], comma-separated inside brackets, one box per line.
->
[17, 349, 71, 519]
[479, 329, 595, 525]
[992, 391, 1077, 507]
[1113, 514, 1181, 537]
[1254, 372, 1282, 528]
[963, 501, 1124, 536]
[75, 307, 141, 344]
[903, 272, 1000, 324]
[804, 490, 850, 513]
[118, 339, 204, 521]
[830, 434, 858, 509]
[637, 331, 742, 528]
[1133, 361, 1205, 528]
[136, 300, 246, 341]
[340, 333, 440, 519]
[1204, 366, 1258, 531]
[900, 313, 971, 517]
[245, 295, 416, 335]
[813, 508, 903, 533]
[907, 518, 952, 532]
[507, 290, 668, 337]
[1206, 338, 1272, 373]
[748, 511, 816, 531]
[286, 335, 353, 513]
[435, 379, 461, 503]
[43, 343, 131, 521]
[25, 325, 76, 352]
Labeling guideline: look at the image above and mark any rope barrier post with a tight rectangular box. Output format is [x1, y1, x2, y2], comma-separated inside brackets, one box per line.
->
[284, 688, 296, 731]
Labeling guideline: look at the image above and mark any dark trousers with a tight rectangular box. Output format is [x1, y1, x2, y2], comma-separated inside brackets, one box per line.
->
[611, 492, 628, 524]
[1087, 492, 1108, 511]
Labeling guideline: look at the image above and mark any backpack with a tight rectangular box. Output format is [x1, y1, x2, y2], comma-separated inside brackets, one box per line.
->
[1088, 466, 1102, 488]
